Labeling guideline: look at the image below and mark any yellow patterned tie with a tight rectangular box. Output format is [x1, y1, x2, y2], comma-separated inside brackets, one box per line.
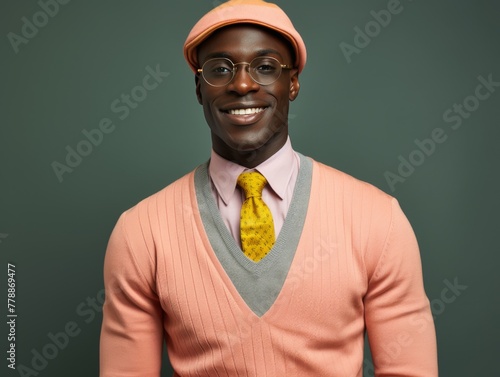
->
[237, 171, 275, 262]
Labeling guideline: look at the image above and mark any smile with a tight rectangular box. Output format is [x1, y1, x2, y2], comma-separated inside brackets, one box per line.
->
[225, 107, 267, 115]
[220, 105, 269, 126]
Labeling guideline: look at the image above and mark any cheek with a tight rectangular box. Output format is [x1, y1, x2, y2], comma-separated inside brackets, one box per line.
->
[200, 90, 216, 115]
[200, 87, 221, 109]
[270, 81, 291, 102]
[271, 88, 291, 117]
[201, 90, 225, 129]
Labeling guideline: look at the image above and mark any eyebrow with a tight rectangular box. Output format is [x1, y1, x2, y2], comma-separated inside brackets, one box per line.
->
[201, 49, 285, 63]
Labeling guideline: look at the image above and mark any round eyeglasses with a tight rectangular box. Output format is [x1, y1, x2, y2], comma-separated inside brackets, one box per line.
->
[197, 56, 293, 87]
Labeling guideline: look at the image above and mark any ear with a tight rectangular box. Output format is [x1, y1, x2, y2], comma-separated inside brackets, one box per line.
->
[289, 69, 300, 101]
[195, 74, 203, 104]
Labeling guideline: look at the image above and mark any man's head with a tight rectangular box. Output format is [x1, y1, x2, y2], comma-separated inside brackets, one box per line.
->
[183, 0, 306, 166]
[184, 0, 306, 75]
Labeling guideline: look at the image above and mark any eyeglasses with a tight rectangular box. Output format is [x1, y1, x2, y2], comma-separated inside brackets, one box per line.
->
[197, 56, 293, 87]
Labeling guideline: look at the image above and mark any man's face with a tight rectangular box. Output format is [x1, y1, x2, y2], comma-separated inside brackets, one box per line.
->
[196, 24, 300, 166]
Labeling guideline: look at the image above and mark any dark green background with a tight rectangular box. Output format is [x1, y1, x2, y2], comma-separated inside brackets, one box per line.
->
[1, 0, 498, 376]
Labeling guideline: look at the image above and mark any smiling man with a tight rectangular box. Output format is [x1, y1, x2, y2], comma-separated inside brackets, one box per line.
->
[99, 1, 438, 376]
[194, 24, 299, 167]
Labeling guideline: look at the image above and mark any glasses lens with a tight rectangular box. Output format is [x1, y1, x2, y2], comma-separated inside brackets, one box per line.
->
[249, 57, 282, 85]
[201, 57, 284, 86]
[202, 58, 234, 86]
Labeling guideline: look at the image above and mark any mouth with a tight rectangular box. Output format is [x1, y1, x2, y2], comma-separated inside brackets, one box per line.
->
[219, 104, 269, 126]
[222, 107, 267, 115]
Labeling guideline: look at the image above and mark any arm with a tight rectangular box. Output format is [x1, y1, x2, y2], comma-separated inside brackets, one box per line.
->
[99, 211, 164, 377]
[364, 198, 438, 376]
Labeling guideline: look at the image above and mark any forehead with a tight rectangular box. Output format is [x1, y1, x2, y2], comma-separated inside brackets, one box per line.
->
[196, 24, 294, 63]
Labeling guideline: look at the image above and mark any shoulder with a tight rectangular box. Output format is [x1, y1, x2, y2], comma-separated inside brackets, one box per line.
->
[127, 168, 197, 215]
[310, 158, 394, 210]
[105, 167, 200, 279]
[308, 158, 405, 271]
[116, 167, 199, 242]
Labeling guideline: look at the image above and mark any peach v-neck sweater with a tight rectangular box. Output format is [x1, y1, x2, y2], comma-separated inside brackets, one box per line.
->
[100, 156, 438, 377]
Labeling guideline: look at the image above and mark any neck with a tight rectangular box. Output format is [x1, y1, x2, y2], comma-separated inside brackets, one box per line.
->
[212, 133, 288, 168]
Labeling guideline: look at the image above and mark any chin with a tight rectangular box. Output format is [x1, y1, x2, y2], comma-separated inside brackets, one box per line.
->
[228, 128, 275, 150]
[227, 138, 265, 153]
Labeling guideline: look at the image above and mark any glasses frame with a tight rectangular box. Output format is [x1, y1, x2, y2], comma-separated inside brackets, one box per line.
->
[197, 56, 293, 87]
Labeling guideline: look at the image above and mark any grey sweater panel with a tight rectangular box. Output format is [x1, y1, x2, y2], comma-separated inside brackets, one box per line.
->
[194, 154, 313, 316]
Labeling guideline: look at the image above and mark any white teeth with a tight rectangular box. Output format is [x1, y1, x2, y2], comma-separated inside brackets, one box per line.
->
[228, 107, 265, 115]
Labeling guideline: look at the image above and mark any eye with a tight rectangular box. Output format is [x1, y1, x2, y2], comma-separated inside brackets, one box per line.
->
[212, 66, 232, 74]
[204, 59, 233, 76]
[256, 64, 275, 72]
[253, 58, 279, 75]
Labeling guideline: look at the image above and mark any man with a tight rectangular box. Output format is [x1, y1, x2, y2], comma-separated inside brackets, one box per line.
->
[100, 1, 438, 376]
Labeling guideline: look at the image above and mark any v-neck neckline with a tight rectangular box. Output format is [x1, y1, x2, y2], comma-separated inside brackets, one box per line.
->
[193, 154, 313, 317]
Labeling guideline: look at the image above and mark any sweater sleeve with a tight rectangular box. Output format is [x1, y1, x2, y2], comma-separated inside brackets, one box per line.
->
[364, 198, 438, 377]
[99, 211, 164, 377]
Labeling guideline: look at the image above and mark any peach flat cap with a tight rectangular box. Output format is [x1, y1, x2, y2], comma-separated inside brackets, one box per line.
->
[184, 0, 307, 74]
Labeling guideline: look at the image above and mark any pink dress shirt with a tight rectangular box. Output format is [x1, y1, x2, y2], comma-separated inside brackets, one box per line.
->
[208, 137, 300, 246]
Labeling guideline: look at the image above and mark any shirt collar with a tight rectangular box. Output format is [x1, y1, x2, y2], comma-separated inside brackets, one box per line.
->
[209, 137, 296, 205]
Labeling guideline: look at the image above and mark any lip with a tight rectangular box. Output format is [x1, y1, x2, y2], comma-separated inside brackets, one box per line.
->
[219, 101, 270, 112]
[219, 102, 270, 126]
[221, 107, 269, 126]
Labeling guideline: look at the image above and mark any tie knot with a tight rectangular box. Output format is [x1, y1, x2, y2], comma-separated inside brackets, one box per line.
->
[237, 171, 267, 199]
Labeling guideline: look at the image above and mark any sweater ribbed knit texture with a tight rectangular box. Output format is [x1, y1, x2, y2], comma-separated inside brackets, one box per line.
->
[100, 157, 438, 377]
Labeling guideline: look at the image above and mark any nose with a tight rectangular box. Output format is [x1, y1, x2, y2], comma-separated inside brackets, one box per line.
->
[227, 63, 260, 95]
